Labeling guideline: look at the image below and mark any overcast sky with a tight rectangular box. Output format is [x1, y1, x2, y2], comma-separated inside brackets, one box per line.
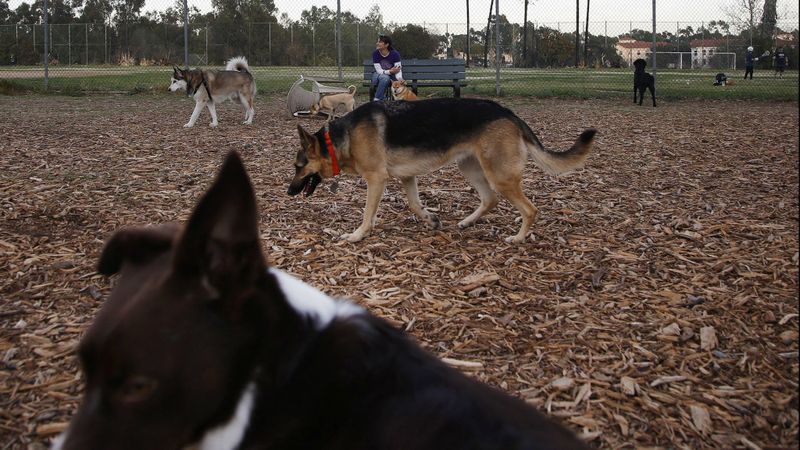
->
[10, 0, 800, 32]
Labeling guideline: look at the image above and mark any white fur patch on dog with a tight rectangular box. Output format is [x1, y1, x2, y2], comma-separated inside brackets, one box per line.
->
[49, 432, 66, 450]
[169, 78, 187, 92]
[269, 268, 364, 329]
[195, 382, 257, 450]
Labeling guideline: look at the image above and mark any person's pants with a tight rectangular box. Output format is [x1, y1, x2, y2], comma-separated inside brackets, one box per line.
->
[744, 66, 753, 79]
[372, 72, 393, 100]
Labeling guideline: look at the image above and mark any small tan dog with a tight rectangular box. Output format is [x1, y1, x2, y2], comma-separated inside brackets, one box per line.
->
[391, 80, 419, 101]
[310, 85, 357, 120]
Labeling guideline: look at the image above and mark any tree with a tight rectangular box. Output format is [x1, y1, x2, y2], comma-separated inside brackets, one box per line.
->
[363, 4, 383, 32]
[0, 0, 14, 22]
[723, 0, 762, 45]
[760, 0, 777, 40]
[14, 2, 38, 24]
[79, 0, 112, 24]
[391, 23, 438, 59]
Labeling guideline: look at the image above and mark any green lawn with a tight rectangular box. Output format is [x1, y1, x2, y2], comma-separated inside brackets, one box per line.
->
[1, 65, 796, 100]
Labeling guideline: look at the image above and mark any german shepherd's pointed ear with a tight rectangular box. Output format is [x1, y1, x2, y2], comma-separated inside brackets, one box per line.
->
[97, 224, 181, 275]
[173, 151, 266, 293]
[297, 124, 320, 156]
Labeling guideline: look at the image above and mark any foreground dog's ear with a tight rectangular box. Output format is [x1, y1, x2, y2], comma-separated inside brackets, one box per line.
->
[97, 224, 180, 275]
[297, 125, 318, 154]
[173, 151, 266, 291]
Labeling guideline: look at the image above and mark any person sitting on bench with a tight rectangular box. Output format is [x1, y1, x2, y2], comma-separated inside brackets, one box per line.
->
[372, 34, 403, 101]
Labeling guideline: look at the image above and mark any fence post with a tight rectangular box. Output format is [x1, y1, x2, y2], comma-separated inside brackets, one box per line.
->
[43, 0, 48, 90]
[494, 0, 500, 95]
[85, 23, 88, 65]
[312, 26, 316, 66]
[336, 0, 342, 80]
[268, 23, 272, 65]
[356, 22, 360, 65]
[183, 0, 189, 68]
[69, 24, 72, 66]
[104, 25, 107, 64]
[652, 0, 656, 77]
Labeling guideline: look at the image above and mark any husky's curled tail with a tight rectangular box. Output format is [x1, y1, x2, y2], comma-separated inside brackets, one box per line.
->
[225, 56, 257, 97]
[225, 56, 251, 73]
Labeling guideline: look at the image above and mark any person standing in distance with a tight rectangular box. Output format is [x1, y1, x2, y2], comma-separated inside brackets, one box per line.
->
[774, 46, 788, 78]
[744, 46, 758, 80]
[371, 34, 403, 101]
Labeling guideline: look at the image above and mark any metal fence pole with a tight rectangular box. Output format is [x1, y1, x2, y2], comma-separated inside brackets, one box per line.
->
[43, 0, 48, 90]
[183, 0, 189, 68]
[268, 23, 272, 65]
[336, 0, 342, 80]
[69, 24, 72, 65]
[356, 22, 360, 65]
[652, 0, 656, 78]
[104, 25, 107, 64]
[85, 23, 88, 65]
[494, 0, 500, 95]
[312, 26, 316, 66]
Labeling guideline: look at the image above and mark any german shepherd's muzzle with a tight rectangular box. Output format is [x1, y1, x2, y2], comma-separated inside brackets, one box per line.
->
[287, 171, 322, 197]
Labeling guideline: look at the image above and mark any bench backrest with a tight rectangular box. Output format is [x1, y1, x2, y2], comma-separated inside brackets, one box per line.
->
[363, 58, 466, 81]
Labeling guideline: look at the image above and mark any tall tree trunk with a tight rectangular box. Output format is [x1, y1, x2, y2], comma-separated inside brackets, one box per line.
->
[760, 0, 777, 41]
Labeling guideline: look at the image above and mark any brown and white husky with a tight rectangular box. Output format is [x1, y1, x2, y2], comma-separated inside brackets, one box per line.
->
[169, 56, 257, 128]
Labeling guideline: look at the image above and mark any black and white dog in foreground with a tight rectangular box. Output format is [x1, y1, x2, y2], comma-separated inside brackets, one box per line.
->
[633, 58, 656, 107]
[51, 152, 590, 450]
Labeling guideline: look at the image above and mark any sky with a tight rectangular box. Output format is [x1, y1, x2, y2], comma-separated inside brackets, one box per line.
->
[9, 0, 800, 33]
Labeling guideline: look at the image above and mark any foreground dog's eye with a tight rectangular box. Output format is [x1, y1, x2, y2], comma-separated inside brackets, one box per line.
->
[117, 375, 158, 404]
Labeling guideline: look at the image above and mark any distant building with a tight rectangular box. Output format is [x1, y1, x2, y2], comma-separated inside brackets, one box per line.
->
[689, 39, 725, 68]
[615, 37, 670, 66]
[615, 38, 652, 66]
[776, 32, 797, 49]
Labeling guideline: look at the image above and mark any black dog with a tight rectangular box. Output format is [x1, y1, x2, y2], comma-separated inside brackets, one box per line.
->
[633, 58, 656, 107]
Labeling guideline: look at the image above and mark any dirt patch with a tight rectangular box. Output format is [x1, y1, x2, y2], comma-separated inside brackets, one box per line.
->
[0, 94, 798, 449]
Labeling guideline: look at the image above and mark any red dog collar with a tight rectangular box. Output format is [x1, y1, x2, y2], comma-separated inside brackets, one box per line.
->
[323, 130, 340, 176]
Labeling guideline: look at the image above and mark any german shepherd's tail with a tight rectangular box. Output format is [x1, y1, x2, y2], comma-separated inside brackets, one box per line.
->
[347, 85, 357, 95]
[515, 118, 596, 176]
[225, 56, 251, 73]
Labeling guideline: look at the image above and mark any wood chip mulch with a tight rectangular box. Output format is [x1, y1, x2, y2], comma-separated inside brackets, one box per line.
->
[0, 94, 798, 449]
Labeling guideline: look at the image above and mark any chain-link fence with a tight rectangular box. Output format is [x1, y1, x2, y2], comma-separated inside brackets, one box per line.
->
[1, 0, 797, 99]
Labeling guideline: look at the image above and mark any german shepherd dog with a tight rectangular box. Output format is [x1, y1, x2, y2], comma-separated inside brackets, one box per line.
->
[169, 56, 257, 128]
[51, 152, 590, 450]
[632, 58, 656, 107]
[288, 98, 596, 243]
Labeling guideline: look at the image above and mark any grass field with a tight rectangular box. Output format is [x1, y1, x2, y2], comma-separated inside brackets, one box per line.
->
[1, 65, 797, 100]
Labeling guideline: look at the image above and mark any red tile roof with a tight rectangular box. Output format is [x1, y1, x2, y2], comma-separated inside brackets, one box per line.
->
[689, 39, 725, 48]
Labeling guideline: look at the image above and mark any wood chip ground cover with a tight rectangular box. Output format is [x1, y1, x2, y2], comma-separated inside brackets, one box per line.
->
[0, 94, 798, 449]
